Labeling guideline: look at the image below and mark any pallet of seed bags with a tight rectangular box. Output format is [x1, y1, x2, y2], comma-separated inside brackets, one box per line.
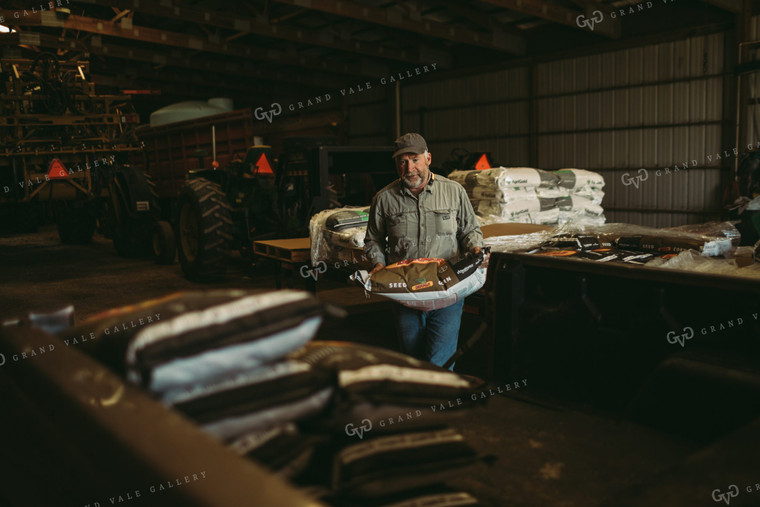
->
[473, 197, 558, 225]
[556, 195, 606, 226]
[449, 168, 562, 226]
[557, 168, 605, 203]
[310, 206, 371, 266]
[449, 167, 558, 189]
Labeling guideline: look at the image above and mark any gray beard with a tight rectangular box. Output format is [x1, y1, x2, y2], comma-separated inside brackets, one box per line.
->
[402, 173, 426, 189]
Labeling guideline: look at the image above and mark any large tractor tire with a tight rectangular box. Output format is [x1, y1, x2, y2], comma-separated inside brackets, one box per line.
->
[177, 178, 233, 280]
[152, 220, 176, 265]
[109, 166, 159, 257]
[56, 204, 96, 244]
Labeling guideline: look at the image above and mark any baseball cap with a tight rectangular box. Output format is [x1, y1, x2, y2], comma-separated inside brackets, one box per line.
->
[393, 133, 428, 158]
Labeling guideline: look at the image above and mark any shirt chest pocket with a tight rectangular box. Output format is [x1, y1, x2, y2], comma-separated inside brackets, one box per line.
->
[431, 209, 457, 236]
[386, 212, 411, 237]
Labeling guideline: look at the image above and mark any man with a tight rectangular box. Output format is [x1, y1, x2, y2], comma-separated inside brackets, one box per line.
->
[364, 133, 483, 369]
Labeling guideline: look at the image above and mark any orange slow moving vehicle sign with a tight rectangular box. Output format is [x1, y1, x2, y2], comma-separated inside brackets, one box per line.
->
[474, 153, 491, 170]
[47, 158, 68, 179]
[255, 153, 274, 175]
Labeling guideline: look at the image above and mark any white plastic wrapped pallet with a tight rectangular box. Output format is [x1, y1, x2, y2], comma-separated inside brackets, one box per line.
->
[450, 167, 606, 226]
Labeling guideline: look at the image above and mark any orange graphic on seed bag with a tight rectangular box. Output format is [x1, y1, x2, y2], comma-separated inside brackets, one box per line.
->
[388, 258, 445, 268]
[411, 281, 434, 291]
[537, 250, 578, 257]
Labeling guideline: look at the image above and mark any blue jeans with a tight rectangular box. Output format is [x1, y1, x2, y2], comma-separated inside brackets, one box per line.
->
[392, 300, 464, 370]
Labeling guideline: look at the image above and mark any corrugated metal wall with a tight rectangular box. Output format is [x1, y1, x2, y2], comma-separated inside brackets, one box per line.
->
[402, 67, 532, 168]
[344, 85, 390, 146]
[744, 16, 760, 149]
[533, 33, 726, 227]
[346, 29, 740, 228]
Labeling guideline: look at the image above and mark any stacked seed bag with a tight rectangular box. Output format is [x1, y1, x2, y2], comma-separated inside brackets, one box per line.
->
[310, 206, 370, 266]
[58, 290, 488, 506]
[287, 341, 488, 505]
[449, 167, 606, 226]
[448, 167, 558, 225]
[556, 169, 606, 226]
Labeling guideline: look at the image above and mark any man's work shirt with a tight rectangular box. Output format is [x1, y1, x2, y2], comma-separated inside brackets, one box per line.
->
[364, 173, 483, 266]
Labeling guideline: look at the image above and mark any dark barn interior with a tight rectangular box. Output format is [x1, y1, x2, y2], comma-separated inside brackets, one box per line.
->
[2, 1, 760, 506]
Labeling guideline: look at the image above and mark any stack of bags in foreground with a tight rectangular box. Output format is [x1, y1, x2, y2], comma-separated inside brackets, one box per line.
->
[448, 167, 605, 226]
[60, 290, 489, 507]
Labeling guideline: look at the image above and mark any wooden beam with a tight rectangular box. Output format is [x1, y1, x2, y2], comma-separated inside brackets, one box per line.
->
[436, 0, 498, 31]
[1, 9, 378, 78]
[92, 69, 280, 96]
[565, 0, 605, 10]
[115, 64, 305, 97]
[478, 0, 621, 39]
[271, 8, 309, 23]
[90, 72, 283, 103]
[110, 9, 132, 24]
[704, 0, 742, 14]
[434, 0, 527, 44]
[0, 31, 337, 91]
[70, 0, 441, 67]
[274, 0, 527, 55]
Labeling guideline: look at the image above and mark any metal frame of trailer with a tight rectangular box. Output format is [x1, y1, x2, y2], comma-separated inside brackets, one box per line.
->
[133, 110, 256, 203]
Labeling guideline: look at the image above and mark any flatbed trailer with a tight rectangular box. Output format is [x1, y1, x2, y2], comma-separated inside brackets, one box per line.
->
[134, 109, 256, 205]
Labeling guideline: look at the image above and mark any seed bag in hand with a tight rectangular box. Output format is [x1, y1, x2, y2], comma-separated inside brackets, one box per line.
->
[350, 249, 490, 311]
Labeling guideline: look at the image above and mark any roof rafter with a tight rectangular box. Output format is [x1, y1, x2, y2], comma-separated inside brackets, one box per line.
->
[70, 0, 444, 67]
[478, 0, 621, 39]
[1, 9, 383, 78]
[704, 0, 741, 14]
[0, 31, 336, 91]
[274, 0, 527, 56]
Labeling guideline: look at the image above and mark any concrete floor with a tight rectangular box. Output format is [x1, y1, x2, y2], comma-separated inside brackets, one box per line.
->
[0, 227, 712, 506]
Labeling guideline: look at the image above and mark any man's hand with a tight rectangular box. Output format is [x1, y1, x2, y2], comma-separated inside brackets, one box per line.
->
[369, 262, 385, 275]
[471, 246, 489, 268]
